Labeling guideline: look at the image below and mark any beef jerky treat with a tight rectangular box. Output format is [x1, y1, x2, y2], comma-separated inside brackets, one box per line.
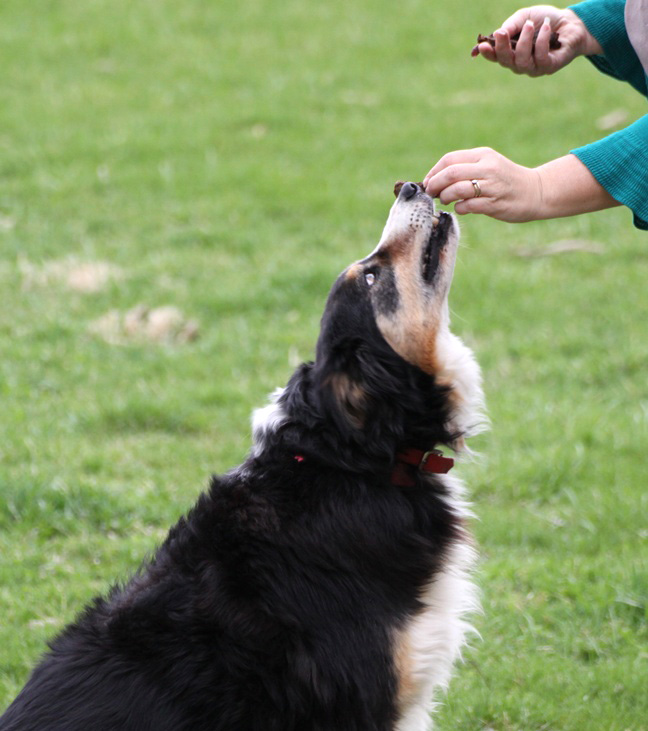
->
[471, 30, 561, 57]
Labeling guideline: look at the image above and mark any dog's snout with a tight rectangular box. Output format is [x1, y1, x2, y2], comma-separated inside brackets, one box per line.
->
[398, 182, 419, 201]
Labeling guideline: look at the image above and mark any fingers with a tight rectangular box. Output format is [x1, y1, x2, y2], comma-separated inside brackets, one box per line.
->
[500, 7, 533, 37]
[423, 149, 488, 188]
[512, 20, 537, 71]
[533, 16, 552, 67]
[425, 163, 485, 202]
[422, 148, 504, 217]
[423, 154, 544, 223]
[475, 42, 498, 62]
[438, 179, 485, 206]
[471, 30, 514, 65]
[493, 30, 515, 68]
[454, 196, 493, 216]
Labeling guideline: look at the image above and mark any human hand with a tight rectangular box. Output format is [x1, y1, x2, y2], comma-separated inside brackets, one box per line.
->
[423, 147, 544, 223]
[473, 6, 602, 77]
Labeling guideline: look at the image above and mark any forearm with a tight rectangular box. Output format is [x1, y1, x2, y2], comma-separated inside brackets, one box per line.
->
[534, 153, 620, 219]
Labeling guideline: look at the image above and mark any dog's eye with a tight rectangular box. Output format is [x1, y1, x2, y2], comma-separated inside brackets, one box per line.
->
[364, 272, 376, 287]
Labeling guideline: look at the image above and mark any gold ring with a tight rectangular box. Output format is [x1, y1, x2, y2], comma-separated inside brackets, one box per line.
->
[471, 179, 482, 198]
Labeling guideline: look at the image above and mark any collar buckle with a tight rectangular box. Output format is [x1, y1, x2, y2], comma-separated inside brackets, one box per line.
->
[391, 447, 454, 487]
[420, 449, 442, 468]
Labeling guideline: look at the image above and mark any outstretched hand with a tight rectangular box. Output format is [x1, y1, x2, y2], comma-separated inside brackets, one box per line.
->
[423, 149, 620, 223]
[423, 148, 544, 223]
[473, 5, 602, 77]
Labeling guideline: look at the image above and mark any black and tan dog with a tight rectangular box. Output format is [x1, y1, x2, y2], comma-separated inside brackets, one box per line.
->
[0, 182, 485, 731]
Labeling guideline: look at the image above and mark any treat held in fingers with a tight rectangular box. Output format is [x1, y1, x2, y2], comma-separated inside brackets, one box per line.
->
[471, 30, 561, 57]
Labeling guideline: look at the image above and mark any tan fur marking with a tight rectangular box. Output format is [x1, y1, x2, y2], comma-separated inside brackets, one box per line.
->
[416, 321, 442, 376]
[372, 229, 452, 376]
[380, 236, 409, 260]
[393, 630, 418, 714]
[326, 372, 367, 428]
[345, 263, 362, 281]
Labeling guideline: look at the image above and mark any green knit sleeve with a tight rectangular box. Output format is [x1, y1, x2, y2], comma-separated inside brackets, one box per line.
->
[569, 0, 647, 94]
[571, 115, 648, 230]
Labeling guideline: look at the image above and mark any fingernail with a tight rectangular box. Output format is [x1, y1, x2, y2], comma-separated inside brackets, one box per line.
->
[525, 19, 534, 28]
[544, 16, 551, 26]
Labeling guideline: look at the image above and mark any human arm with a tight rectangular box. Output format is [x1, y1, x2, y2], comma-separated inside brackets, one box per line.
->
[454, 2, 648, 228]
[423, 148, 620, 223]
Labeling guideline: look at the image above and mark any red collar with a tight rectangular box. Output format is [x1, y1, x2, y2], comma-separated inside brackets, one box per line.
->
[391, 448, 454, 487]
[292, 447, 453, 488]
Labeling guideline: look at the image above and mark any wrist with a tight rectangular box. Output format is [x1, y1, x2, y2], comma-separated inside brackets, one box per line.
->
[528, 167, 547, 221]
[564, 8, 603, 56]
[534, 163, 557, 219]
[534, 157, 584, 219]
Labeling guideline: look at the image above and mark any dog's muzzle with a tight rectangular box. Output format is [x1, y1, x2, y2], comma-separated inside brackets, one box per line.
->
[393, 181, 426, 200]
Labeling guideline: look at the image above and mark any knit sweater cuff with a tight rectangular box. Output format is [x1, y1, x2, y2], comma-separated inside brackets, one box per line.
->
[571, 115, 648, 231]
[569, 0, 644, 90]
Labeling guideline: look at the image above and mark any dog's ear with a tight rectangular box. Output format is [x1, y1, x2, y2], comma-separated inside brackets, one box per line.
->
[313, 342, 376, 436]
[279, 358, 371, 436]
[323, 370, 368, 430]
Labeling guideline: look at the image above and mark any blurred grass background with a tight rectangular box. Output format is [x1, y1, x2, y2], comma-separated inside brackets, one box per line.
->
[0, 0, 647, 728]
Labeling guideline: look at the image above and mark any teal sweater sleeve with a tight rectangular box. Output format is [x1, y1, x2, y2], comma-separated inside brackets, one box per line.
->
[568, 0, 648, 230]
[570, 0, 647, 93]
[571, 116, 648, 230]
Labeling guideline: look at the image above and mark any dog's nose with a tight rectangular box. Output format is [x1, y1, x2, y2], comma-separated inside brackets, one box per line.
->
[398, 181, 419, 201]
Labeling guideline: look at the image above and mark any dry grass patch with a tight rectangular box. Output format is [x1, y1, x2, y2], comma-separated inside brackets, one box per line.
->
[90, 305, 200, 345]
[19, 258, 123, 293]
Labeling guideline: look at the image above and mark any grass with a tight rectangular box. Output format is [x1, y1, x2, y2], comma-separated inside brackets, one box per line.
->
[1, 0, 647, 728]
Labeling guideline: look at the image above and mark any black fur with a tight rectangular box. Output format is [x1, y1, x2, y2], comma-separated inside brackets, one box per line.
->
[0, 267, 463, 731]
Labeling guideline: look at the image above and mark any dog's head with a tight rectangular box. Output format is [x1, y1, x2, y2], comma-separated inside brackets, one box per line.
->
[328, 181, 459, 373]
[311, 182, 483, 455]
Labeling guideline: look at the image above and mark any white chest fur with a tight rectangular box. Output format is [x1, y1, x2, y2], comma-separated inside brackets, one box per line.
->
[394, 475, 479, 731]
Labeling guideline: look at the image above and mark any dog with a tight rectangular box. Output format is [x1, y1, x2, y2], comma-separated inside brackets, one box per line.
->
[0, 181, 485, 731]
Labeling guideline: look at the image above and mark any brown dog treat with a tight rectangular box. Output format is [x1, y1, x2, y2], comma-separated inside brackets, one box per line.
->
[471, 30, 561, 56]
[394, 181, 426, 198]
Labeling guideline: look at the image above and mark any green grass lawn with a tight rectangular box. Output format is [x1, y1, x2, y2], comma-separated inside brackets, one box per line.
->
[1, 0, 647, 728]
